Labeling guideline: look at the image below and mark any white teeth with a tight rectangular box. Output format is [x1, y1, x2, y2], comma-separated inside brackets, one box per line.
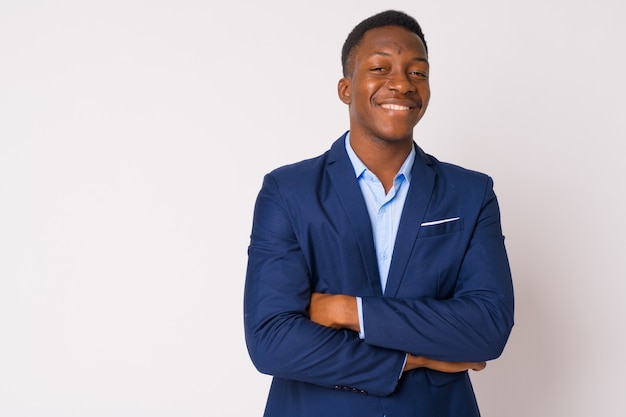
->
[380, 103, 410, 111]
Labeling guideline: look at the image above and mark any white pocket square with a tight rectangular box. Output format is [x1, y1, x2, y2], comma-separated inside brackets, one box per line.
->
[421, 217, 460, 227]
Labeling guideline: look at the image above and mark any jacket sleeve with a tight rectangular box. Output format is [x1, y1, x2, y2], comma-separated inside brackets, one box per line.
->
[244, 174, 406, 396]
[361, 178, 515, 362]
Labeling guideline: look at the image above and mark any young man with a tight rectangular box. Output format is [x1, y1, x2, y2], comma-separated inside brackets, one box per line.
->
[244, 10, 514, 417]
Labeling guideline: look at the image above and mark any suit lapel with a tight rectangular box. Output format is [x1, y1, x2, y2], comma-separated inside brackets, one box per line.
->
[384, 145, 436, 297]
[326, 135, 383, 296]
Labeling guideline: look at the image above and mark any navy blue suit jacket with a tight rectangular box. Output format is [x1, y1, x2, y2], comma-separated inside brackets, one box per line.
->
[244, 133, 514, 417]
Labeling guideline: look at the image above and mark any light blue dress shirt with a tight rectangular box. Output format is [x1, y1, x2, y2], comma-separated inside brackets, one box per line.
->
[344, 134, 415, 339]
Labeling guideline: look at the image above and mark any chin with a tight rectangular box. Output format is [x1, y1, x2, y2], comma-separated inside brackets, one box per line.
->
[378, 131, 414, 143]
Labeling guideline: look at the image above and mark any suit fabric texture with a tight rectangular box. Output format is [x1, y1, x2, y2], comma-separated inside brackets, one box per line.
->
[244, 133, 514, 417]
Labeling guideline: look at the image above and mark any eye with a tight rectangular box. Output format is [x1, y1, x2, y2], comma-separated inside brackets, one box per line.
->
[410, 70, 428, 79]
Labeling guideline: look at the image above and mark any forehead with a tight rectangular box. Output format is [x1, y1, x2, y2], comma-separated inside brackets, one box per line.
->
[357, 26, 427, 59]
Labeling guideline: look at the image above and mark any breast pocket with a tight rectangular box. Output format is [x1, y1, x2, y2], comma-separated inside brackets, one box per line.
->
[418, 217, 464, 238]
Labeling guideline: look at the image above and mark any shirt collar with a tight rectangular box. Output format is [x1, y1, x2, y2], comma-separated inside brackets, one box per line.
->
[344, 132, 415, 184]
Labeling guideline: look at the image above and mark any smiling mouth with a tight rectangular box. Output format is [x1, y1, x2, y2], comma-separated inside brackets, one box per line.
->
[379, 103, 412, 111]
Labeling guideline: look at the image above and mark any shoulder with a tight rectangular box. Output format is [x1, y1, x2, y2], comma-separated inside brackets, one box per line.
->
[268, 151, 329, 181]
[420, 149, 493, 189]
[265, 134, 347, 188]
[256, 148, 334, 209]
[261, 151, 331, 202]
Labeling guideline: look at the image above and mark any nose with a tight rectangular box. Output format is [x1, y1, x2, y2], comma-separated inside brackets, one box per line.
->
[386, 71, 415, 94]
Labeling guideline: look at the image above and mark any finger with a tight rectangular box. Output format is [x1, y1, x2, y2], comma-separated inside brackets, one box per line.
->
[471, 362, 487, 371]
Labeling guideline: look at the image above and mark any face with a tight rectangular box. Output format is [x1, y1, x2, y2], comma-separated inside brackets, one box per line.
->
[338, 26, 430, 144]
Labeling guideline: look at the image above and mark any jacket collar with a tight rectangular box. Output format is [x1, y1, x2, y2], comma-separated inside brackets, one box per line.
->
[326, 133, 382, 295]
[325, 132, 437, 296]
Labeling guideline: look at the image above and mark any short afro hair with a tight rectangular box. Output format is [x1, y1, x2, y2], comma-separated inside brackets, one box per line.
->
[341, 10, 428, 77]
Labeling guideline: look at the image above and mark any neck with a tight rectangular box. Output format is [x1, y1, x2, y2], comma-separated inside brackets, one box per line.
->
[349, 133, 413, 193]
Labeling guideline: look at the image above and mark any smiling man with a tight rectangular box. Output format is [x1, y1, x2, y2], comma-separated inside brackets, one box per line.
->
[244, 10, 514, 417]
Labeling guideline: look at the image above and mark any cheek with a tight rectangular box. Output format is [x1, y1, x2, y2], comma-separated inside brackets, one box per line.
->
[354, 85, 381, 112]
[350, 87, 373, 110]
[421, 85, 431, 102]
[416, 88, 431, 114]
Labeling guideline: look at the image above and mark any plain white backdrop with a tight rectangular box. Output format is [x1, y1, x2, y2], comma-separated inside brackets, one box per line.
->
[1, 0, 625, 416]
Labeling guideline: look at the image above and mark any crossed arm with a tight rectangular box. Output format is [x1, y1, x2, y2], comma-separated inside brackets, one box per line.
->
[245, 173, 513, 395]
[309, 293, 487, 373]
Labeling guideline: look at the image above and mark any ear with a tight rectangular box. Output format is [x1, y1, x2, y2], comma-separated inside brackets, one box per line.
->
[337, 77, 351, 104]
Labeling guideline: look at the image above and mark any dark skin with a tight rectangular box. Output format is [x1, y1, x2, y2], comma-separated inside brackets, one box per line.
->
[309, 293, 485, 372]
[308, 26, 486, 374]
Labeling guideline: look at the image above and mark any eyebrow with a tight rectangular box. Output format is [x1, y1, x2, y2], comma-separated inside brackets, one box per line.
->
[369, 51, 429, 63]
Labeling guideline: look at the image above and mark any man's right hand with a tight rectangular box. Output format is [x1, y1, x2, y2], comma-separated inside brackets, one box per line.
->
[403, 354, 486, 373]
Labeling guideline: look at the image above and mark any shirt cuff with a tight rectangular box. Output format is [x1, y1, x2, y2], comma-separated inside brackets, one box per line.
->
[400, 354, 408, 379]
[356, 296, 365, 339]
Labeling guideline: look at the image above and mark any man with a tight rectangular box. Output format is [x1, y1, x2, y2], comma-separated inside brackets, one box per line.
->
[244, 9, 514, 417]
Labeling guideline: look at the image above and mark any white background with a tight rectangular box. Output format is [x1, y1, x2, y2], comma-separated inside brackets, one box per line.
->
[1, 1, 625, 416]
